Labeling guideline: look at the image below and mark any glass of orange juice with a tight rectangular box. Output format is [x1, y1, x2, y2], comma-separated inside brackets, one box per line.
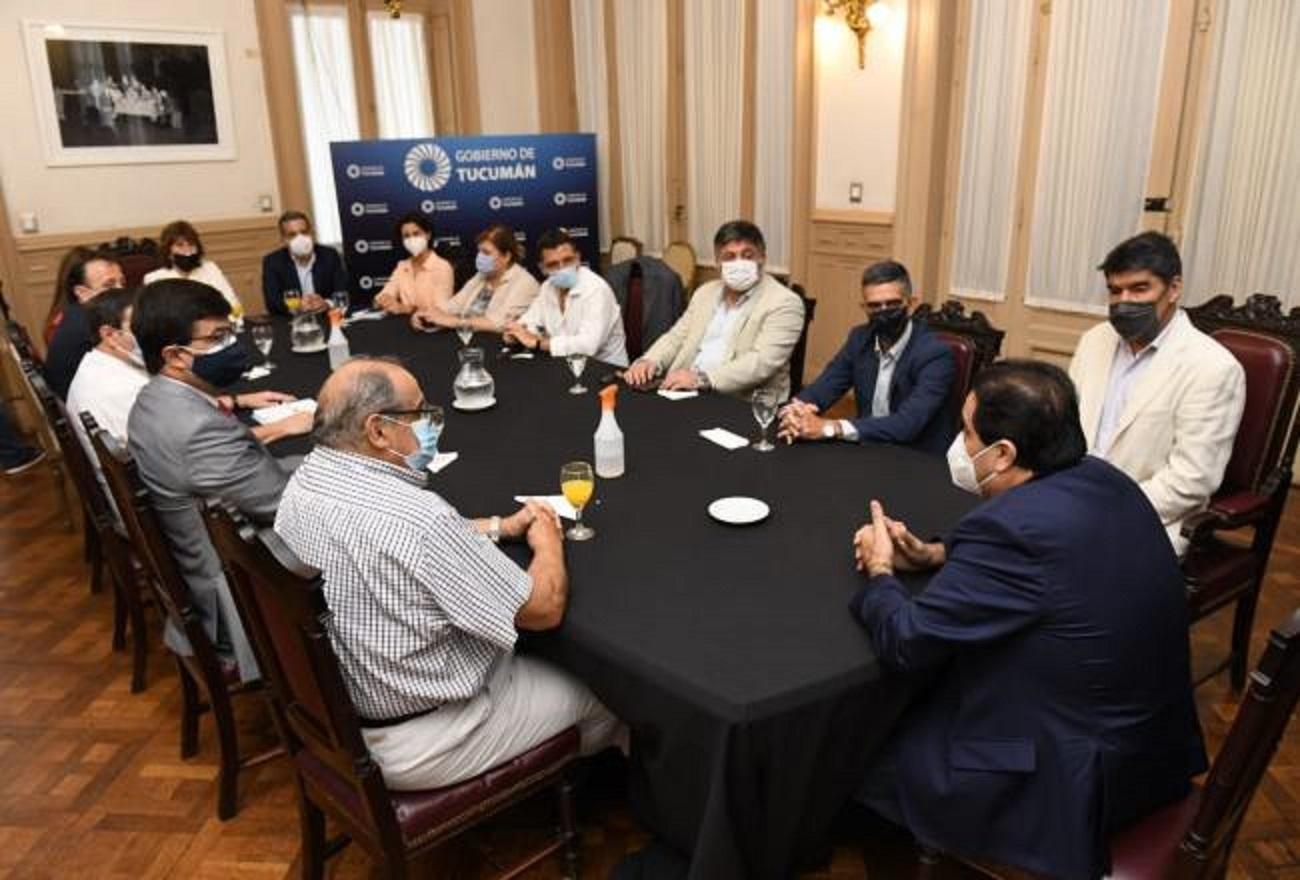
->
[284, 289, 302, 314]
[560, 461, 595, 541]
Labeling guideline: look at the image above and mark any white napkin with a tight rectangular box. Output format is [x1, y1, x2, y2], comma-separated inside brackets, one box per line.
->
[426, 451, 459, 474]
[657, 389, 699, 401]
[251, 398, 317, 425]
[242, 365, 272, 381]
[699, 427, 750, 451]
[510, 351, 536, 360]
[513, 494, 578, 520]
[344, 308, 386, 324]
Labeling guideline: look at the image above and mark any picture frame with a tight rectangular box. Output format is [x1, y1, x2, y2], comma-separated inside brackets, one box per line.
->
[22, 19, 238, 166]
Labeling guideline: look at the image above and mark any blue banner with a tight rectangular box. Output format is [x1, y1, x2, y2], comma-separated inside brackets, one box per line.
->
[330, 133, 599, 303]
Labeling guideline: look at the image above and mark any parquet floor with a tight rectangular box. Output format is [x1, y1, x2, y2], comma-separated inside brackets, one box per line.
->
[1, 462, 1298, 879]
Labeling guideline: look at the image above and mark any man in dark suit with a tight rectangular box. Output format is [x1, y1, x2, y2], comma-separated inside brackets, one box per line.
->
[850, 360, 1206, 879]
[261, 210, 349, 315]
[129, 278, 311, 680]
[778, 260, 954, 454]
[43, 249, 125, 398]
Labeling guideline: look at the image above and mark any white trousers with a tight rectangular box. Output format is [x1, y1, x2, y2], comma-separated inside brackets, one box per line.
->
[362, 654, 626, 791]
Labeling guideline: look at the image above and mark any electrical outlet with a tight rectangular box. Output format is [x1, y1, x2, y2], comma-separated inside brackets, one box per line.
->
[258, 194, 274, 213]
[19, 212, 38, 233]
[848, 182, 863, 204]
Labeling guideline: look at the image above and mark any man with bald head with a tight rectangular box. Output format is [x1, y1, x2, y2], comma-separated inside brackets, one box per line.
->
[275, 357, 624, 789]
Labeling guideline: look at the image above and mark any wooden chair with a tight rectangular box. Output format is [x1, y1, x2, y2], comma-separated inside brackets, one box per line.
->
[950, 607, 1300, 880]
[99, 236, 161, 288]
[789, 283, 819, 394]
[75, 413, 155, 692]
[914, 299, 1006, 427]
[661, 240, 697, 292]
[202, 500, 584, 879]
[90, 427, 282, 819]
[3, 337, 74, 529]
[1181, 294, 1300, 689]
[608, 236, 642, 267]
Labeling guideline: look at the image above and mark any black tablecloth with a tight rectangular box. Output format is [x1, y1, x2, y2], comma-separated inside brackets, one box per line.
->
[240, 316, 975, 879]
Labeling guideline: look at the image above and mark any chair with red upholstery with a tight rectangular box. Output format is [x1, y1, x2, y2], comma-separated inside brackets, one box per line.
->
[948, 607, 1300, 880]
[90, 426, 281, 819]
[914, 299, 1005, 427]
[1182, 294, 1300, 689]
[202, 500, 583, 879]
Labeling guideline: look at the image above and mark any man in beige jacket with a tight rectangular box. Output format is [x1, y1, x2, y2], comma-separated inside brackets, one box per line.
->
[1068, 231, 1245, 556]
[625, 220, 805, 399]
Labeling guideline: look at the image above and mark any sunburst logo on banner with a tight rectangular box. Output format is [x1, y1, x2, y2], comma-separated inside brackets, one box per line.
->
[403, 142, 452, 192]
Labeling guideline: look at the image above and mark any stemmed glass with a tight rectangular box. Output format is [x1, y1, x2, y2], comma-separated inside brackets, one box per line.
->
[250, 321, 276, 372]
[560, 461, 595, 541]
[566, 354, 588, 394]
[751, 389, 778, 451]
[330, 290, 350, 315]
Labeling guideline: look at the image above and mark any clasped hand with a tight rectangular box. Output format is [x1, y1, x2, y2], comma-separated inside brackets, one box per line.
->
[853, 499, 944, 576]
[776, 399, 826, 442]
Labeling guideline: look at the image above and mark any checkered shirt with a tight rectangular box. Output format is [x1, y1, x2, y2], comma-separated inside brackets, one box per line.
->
[275, 446, 531, 719]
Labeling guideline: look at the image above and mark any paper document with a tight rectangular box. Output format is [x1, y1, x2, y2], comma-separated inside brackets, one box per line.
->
[513, 495, 578, 520]
[699, 427, 750, 450]
[251, 398, 317, 425]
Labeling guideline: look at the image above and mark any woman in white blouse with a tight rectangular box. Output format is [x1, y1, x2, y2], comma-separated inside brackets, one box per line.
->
[143, 220, 243, 313]
[413, 223, 539, 333]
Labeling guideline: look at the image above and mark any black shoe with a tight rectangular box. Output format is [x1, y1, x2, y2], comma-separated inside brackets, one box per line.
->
[2, 448, 47, 476]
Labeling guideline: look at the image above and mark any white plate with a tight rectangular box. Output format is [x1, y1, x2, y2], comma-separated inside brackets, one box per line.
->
[707, 496, 770, 525]
[452, 396, 497, 412]
[291, 342, 328, 354]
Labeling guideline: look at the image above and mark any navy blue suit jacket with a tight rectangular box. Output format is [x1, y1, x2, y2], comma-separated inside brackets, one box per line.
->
[851, 456, 1206, 879]
[43, 299, 92, 399]
[798, 320, 955, 455]
[261, 245, 349, 315]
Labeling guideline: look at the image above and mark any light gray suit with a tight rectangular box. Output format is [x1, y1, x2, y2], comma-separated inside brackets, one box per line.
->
[127, 376, 292, 681]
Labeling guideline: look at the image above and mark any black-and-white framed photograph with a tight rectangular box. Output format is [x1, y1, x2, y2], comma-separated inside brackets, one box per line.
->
[22, 20, 237, 166]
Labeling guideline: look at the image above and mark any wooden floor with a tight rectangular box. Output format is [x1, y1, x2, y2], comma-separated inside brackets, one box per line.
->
[1, 463, 1298, 880]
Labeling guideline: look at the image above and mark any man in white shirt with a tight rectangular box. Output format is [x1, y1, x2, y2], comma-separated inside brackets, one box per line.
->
[624, 220, 805, 398]
[503, 228, 629, 367]
[66, 287, 149, 486]
[1068, 231, 1246, 555]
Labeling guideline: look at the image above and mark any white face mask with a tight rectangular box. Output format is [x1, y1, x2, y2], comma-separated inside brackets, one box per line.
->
[720, 258, 761, 293]
[403, 235, 429, 257]
[288, 233, 314, 258]
[946, 433, 1000, 495]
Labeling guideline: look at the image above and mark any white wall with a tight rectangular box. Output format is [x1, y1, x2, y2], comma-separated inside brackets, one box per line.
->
[472, 0, 541, 134]
[813, 0, 907, 212]
[0, 0, 280, 236]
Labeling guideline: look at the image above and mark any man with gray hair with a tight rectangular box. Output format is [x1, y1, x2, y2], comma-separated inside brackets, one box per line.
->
[275, 357, 624, 789]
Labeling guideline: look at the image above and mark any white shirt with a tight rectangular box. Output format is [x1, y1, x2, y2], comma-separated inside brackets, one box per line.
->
[692, 287, 758, 373]
[1095, 313, 1179, 456]
[518, 266, 629, 367]
[145, 259, 243, 312]
[842, 319, 914, 441]
[293, 253, 316, 296]
[66, 347, 150, 517]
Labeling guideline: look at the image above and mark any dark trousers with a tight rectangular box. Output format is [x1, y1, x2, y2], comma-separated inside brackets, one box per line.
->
[0, 405, 34, 468]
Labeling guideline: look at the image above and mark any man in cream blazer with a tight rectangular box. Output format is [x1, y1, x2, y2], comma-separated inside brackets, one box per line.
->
[625, 220, 805, 399]
[1068, 232, 1245, 555]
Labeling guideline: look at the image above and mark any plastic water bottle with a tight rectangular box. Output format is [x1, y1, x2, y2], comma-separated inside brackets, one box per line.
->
[327, 310, 350, 370]
[594, 384, 625, 478]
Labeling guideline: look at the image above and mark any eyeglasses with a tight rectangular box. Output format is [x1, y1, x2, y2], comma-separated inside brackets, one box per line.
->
[860, 299, 906, 314]
[188, 327, 235, 347]
[378, 404, 444, 423]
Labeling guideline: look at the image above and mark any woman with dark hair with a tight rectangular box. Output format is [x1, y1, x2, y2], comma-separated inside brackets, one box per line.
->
[144, 220, 243, 313]
[413, 223, 538, 333]
[374, 211, 454, 327]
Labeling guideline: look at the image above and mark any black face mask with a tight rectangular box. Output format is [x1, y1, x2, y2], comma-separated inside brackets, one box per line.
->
[173, 253, 202, 273]
[1108, 301, 1161, 345]
[188, 339, 251, 388]
[872, 306, 909, 343]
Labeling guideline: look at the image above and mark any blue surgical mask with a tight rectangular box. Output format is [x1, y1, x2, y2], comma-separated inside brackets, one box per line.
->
[401, 416, 441, 472]
[475, 252, 498, 275]
[550, 266, 580, 290]
[184, 335, 250, 388]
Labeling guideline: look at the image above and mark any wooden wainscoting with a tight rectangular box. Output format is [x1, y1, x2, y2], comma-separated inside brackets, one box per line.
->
[803, 210, 895, 378]
[10, 216, 282, 351]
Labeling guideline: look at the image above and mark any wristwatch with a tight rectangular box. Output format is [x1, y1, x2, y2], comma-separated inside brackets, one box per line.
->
[487, 516, 501, 544]
[822, 421, 841, 440]
[694, 369, 712, 392]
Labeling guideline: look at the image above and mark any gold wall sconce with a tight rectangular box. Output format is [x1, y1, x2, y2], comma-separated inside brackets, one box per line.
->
[823, 0, 892, 69]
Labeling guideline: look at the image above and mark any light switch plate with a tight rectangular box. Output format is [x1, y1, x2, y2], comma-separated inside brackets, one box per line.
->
[848, 182, 863, 204]
[19, 212, 38, 233]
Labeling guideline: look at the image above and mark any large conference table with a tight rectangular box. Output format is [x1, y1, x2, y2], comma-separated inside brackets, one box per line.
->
[246, 314, 975, 879]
